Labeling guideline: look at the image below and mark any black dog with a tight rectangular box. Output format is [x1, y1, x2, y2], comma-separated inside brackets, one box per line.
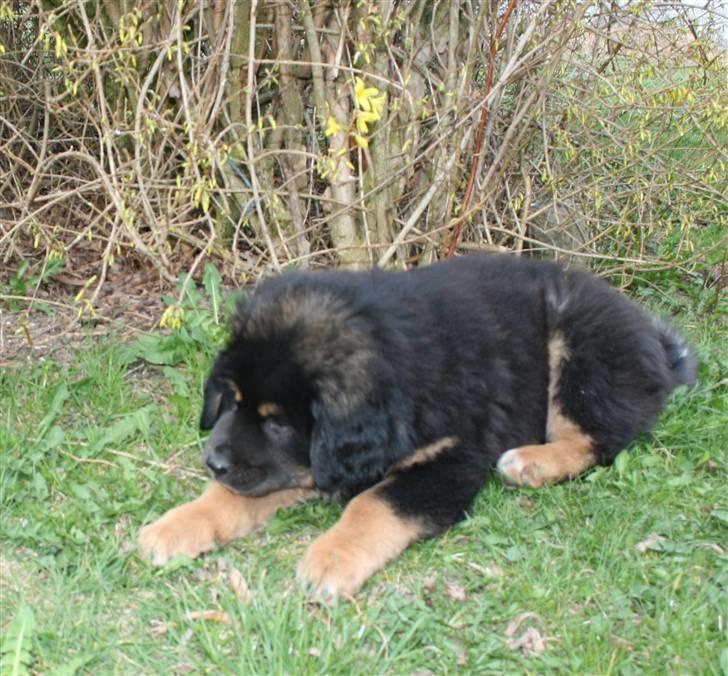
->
[139, 255, 696, 597]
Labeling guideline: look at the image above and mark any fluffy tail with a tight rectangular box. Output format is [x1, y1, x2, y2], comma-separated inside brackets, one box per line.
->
[655, 318, 699, 388]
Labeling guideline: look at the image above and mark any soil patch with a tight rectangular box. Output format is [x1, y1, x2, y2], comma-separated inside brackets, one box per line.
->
[1, 264, 168, 367]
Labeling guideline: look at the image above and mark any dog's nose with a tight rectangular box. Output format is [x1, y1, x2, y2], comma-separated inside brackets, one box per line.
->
[205, 445, 233, 477]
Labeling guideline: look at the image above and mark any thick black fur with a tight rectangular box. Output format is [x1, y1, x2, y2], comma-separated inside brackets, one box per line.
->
[201, 255, 697, 534]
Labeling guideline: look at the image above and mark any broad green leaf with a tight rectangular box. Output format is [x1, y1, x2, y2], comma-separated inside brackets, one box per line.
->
[0, 605, 35, 676]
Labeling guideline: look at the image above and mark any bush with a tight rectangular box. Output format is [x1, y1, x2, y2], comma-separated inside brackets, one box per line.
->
[0, 0, 725, 298]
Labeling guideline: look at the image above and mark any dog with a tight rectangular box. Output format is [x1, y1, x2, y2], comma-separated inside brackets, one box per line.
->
[138, 254, 697, 598]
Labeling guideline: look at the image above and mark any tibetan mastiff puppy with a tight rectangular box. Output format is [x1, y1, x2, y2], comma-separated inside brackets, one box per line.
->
[139, 255, 697, 598]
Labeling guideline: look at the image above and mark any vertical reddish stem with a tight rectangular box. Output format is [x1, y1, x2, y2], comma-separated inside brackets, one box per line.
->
[446, 0, 518, 257]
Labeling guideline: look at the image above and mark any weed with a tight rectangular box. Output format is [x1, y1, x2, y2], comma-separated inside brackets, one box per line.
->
[1, 258, 65, 312]
[0, 606, 35, 676]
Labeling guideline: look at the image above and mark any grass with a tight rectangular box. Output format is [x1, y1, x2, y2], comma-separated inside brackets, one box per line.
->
[1, 274, 726, 675]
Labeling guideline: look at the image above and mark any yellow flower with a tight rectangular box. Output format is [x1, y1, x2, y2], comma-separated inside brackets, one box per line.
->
[369, 91, 385, 118]
[356, 110, 380, 134]
[160, 304, 185, 330]
[353, 77, 385, 146]
[324, 116, 342, 137]
[352, 134, 369, 149]
[354, 77, 385, 118]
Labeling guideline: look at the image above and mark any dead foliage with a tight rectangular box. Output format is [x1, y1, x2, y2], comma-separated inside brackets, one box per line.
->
[1, 1, 725, 305]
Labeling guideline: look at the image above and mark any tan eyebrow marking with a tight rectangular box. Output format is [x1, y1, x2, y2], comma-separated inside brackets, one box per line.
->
[226, 380, 243, 402]
[257, 402, 280, 417]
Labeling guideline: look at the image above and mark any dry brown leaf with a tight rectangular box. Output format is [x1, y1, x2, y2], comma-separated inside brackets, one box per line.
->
[444, 580, 467, 602]
[505, 612, 543, 637]
[149, 620, 171, 637]
[422, 576, 437, 593]
[184, 610, 231, 624]
[507, 627, 546, 656]
[505, 612, 549, 657]
[467, 561, 504, 578]
[228, 567, 253, 604]
[636, 533, 667, 553]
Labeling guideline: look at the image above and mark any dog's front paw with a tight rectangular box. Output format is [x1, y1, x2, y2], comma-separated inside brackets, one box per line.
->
[138, 504, 218, 565]
[297, 533, 368, 600]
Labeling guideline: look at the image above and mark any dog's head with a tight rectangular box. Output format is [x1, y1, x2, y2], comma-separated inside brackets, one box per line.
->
[200, 336, 316, 497]
[200, 275, 413, 496]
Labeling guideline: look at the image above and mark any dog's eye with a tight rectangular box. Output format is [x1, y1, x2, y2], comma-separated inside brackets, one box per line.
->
[262, 416, 294, 444]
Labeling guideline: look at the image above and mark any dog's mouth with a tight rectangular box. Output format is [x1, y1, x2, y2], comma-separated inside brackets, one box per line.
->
[215, 466, 314, 497]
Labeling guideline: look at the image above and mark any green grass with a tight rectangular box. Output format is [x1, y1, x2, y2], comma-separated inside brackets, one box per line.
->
[1, 280, 726, 675]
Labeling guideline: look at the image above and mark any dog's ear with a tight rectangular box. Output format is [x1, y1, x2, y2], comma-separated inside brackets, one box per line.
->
[200, 377, 241, 430]
[200, 377, 226, 430]
[309, 385, 413, 492]
[309, 399, 389, 491]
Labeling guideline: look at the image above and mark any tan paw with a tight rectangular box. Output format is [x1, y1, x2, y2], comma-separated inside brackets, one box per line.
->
[138, 504, 217, 566]
[497, 448, 545, 488]
[297, 534, 369, 600]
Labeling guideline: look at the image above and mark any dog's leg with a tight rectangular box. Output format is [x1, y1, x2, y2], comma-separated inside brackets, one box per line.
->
[298, 442, 484, 599]
[496, 395, 596, 488]
[498, 332, 597, 488]
[297, 486, 424, 599]
[497, 438, 595, 488]
[139, 482, 317, 565]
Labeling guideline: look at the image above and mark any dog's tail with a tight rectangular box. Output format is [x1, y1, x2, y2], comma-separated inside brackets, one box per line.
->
[655, 318, 699, 389]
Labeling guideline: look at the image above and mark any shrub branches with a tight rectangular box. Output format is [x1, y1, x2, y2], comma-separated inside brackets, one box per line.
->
[0, 0, 725, 297]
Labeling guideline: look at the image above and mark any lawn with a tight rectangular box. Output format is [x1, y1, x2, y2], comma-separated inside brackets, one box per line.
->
[1, 273, 726, 675]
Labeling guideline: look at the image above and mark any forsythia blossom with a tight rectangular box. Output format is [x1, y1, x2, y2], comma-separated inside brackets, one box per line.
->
[324, 116, 343, 137]
[353, 77, 385, 134]
[160, 304, 185, 330]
